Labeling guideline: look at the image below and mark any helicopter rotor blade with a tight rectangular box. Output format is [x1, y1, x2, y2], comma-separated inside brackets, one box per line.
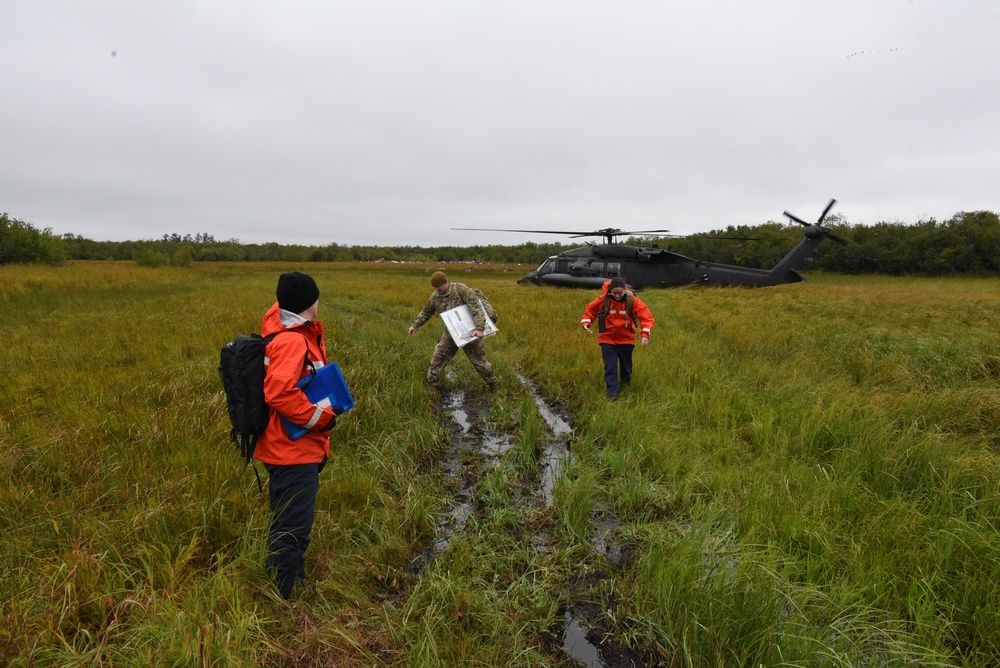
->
[689, 235, 762, 241]
[452, 227, 672, 239]
[783, 211, 811, 227]
[818, 198, 837, 224]
[451, 227, 600, 236]
[567, 228, 673, 238]
[827, 232, 848, 245]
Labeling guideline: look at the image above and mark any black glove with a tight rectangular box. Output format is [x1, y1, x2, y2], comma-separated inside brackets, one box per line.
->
[320, 412, 337, 431]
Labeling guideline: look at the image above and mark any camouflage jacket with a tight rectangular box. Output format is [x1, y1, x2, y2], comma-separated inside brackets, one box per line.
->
[411, 282, 488, 332]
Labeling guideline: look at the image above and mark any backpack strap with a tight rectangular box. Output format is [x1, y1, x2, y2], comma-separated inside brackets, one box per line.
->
[602, 290, 637, 324]
[265, 329, 315, 378]
[454, 283, 488, 329]
[220, 434, 263, 499]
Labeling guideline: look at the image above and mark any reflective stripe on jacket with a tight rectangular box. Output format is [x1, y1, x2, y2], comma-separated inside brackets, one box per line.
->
[254, 302, 335, 465]
[581, 280, 654, 346]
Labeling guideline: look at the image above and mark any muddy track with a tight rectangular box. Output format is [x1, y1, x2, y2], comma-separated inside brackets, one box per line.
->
[405, 374, 648, 667]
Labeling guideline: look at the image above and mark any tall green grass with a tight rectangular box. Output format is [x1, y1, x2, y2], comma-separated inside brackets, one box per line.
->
[2, 262, 1000, 665]
[517, 278, 1000, 665]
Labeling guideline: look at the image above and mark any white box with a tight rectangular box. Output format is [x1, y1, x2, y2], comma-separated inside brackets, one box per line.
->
[441, 303, 498, 348]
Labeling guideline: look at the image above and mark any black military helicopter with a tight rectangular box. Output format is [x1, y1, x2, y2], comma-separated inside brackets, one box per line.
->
[454, 199, 845, 289]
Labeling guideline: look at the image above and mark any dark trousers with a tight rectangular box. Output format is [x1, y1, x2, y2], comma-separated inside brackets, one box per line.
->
[600, 343, 634, 398]
[264, 460, 325, 599]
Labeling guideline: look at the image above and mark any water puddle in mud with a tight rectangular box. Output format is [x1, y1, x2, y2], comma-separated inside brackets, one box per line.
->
[563, 610, 602, 666]
[418, 387, 514, 564]
[531, 384, 573, 506]
[540, 447, 568, 507]
[562, 603, 647, 668]
[407, 390, 472, 565]
[443, 391, 470, 433]
[592, 512, 632, 568]
[480, 433, 512, 456]
[515, 372, 574, 507]
[415, 377, 642, 666]
[420, 378, 576, 565]
[531, 392, 572, 436]
[433, 499, 474, 553]
[513, 375, 647, 667]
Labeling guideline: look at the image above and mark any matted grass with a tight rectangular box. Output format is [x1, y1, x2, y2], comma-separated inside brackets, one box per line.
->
[2, 262, 999, 666]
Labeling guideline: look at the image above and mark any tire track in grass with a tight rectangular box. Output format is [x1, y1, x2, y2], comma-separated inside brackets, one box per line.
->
[516, 374, 647, 668]
[409, 387, 517, 569]
[406, 378, 646, 667]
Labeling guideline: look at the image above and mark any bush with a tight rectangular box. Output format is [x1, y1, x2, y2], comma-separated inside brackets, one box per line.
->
[0, 213, 66, 265]
[171, 246, 194, 267]
[135, 247, 170, 267]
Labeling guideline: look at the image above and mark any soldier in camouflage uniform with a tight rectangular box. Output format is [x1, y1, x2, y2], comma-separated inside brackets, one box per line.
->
[408, 271, 498, 391]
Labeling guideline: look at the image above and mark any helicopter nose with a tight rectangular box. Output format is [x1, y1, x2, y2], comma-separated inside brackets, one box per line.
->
[517, 272, 536, 284]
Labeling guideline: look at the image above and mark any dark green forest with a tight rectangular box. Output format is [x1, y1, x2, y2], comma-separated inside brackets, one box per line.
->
[3, 209, 999, 277]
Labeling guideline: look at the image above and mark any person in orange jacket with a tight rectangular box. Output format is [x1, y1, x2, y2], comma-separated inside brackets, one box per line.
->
[256, 271, 337, 599]
[581, 276, 654, 400]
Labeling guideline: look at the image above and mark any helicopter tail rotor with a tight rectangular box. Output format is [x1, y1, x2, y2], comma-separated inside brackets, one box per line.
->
[784, 198, 845, 244]
[783, 198, 837, 227]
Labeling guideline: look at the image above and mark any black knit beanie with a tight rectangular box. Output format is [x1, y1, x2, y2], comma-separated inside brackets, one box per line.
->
[276, 272, 320, 314]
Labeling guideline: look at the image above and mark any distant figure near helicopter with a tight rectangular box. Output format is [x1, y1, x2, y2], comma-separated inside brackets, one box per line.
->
[580, 277, 655, 401]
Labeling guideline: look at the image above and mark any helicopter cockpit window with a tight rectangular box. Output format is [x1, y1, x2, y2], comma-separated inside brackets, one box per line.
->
[591, 262, 604, 275]
[607, 262, 621, 277]
[540, 259, 557, 273]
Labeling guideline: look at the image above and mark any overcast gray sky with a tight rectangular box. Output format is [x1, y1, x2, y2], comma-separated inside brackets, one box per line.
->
[2, 1, 998, 247]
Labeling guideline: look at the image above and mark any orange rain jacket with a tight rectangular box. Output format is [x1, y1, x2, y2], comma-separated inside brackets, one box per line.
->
[581, 280, 654, 346]
[253, 302, 336, 466]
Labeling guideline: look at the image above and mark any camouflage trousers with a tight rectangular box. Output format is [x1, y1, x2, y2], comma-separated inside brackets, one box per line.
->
[427, 331, 497, 388]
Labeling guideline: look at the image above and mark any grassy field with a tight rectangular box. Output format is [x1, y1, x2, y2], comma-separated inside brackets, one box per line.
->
[2, 261, 1000, 666]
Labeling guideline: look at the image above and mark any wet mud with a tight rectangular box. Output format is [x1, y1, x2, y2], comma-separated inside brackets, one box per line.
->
[513, 374, 646, 666]
[527, 376, 573, 508]
[562, 601, 647, 668]
[408, 375, 647, 667]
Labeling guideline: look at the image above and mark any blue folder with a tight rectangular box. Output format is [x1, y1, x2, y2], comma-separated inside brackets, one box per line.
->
[279, 362, 355, 441]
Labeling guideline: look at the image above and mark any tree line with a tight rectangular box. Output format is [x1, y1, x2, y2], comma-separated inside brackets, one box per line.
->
[662, 210, 1000, 276]
[3, 209, 999, 277]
